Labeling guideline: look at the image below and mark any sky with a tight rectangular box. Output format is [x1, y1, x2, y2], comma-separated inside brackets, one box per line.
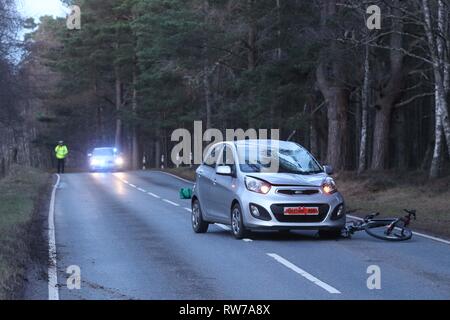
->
[16, 0, 68, 21]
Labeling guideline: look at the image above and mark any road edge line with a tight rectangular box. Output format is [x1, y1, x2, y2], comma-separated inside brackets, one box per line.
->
[48, 174, 60, 301]
[347, 214, 450, 245]
[156, 171, 194, 184]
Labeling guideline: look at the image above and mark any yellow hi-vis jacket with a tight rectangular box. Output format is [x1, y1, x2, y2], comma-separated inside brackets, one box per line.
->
[55, 145, 69, 159]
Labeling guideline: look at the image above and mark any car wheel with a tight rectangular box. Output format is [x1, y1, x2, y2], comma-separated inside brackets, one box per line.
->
[318, 229, 342, 239]
[192, 199, 209, 233]
[231, 204, 249, 240]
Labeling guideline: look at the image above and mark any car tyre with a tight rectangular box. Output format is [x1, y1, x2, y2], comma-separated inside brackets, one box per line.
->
[318, 229, 342, 239]
[192, 199, 209, 233]
[231, 204, 249, 240]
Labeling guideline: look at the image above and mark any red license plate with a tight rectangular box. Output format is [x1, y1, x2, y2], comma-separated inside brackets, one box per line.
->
[284, 206, 319, 216]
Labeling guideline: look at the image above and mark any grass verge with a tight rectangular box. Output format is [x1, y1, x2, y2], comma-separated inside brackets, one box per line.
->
[162, 167, 197, 181]
[0, 165, 50, 299]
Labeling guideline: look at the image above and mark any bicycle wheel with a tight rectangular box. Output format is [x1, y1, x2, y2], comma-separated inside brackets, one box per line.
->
[364, 221, 413, 241]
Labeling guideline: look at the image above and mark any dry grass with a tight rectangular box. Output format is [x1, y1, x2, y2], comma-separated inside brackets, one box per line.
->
[0, 166, 50, 299]
[163, 167, 197, 181]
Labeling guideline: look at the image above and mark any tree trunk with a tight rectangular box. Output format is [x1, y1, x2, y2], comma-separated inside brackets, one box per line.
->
[96, 106, 104, 144]
[436, 0, 450, 158]
[247, 0, 257, 71]
[154, 139, 161, 168]
[395, 109, 407, 169]
[358, 44, 370, 174]
[276, 0, 282, 60]
[131, 65, 139, 170]
[203, 67, 212, 130]
[114, 65, 122, 149]
[423, 0, 450, 177]
[371, 1, 403, 170]
[430, 91, 443, 178]
[316, 59, 349, 170]
[371, 105, 391, 170]
[202, 0, 212, 130]
[315, 0, 349, 171]
[325, 87, 348, 170]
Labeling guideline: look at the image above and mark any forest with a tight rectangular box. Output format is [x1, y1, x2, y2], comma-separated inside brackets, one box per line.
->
[1, 0, 450, 178]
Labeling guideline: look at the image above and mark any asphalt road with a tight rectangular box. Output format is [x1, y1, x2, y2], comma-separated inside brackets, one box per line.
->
[35, 171, 450, 300]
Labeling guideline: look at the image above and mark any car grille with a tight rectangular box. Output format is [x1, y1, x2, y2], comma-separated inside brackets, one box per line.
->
[276, 189, 320, 195]
[270, 203, 330, 223]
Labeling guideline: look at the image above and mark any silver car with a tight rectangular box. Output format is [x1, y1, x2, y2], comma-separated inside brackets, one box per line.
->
[191, 140, 346, 239]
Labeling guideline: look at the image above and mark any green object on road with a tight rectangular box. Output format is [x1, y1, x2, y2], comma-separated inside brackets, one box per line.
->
[180, 188, 193, 199]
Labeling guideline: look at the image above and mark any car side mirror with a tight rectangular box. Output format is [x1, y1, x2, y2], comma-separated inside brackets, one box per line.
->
[323, 165, 334, 175]
[216, 165, 232, 176]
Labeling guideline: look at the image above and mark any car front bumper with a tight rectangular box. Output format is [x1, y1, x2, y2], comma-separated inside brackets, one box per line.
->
[238, 188, 346, 230]
[90, 164, 123, 171]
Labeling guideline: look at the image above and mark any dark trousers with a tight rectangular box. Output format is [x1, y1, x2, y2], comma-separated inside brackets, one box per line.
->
[57, 159, 65, 174]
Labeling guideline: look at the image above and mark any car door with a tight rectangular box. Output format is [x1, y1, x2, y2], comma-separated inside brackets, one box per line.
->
[196, 144, 222, 220]
[209, 144, 238, 223]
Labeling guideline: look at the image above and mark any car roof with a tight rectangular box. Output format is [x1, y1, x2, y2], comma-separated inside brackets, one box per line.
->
[207, 140, 303, 155]
[234, 139, 299, 149]
[93, 147, 115, 150]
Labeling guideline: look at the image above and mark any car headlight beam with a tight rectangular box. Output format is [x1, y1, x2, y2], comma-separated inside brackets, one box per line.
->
[90, 158, 101, 166]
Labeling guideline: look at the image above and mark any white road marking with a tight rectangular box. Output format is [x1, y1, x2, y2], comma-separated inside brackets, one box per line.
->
[157, 171, 194, 184]
[163, 199, 180, 207]
[129, 184, 136, 188]
[411, 231, 450, 245]
[137, 188, 146, 192]
[216, 223, 231, 231]
[347, 214, 450, 245]
[243, 238, 253, 242]
[184, 207, 192, 212]
[267, 253, 341, 294]
[148, 192, 161, 199]
[122, 180, 129, 184]
[48, 174, 60, 301]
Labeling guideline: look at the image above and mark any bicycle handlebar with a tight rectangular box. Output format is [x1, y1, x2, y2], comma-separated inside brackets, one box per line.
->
[403, 209, 416, 220]
[404, 209, 417, 220]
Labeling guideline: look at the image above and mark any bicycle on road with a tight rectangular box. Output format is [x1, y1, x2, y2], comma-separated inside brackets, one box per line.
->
[343, 209, 417, 241]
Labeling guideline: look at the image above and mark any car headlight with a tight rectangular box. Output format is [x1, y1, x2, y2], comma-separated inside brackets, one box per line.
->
[322, 177, 337, 195]
[245, 176, 271, 194]
[115, 157, 124, 166]
[90, 158, 101, 166]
